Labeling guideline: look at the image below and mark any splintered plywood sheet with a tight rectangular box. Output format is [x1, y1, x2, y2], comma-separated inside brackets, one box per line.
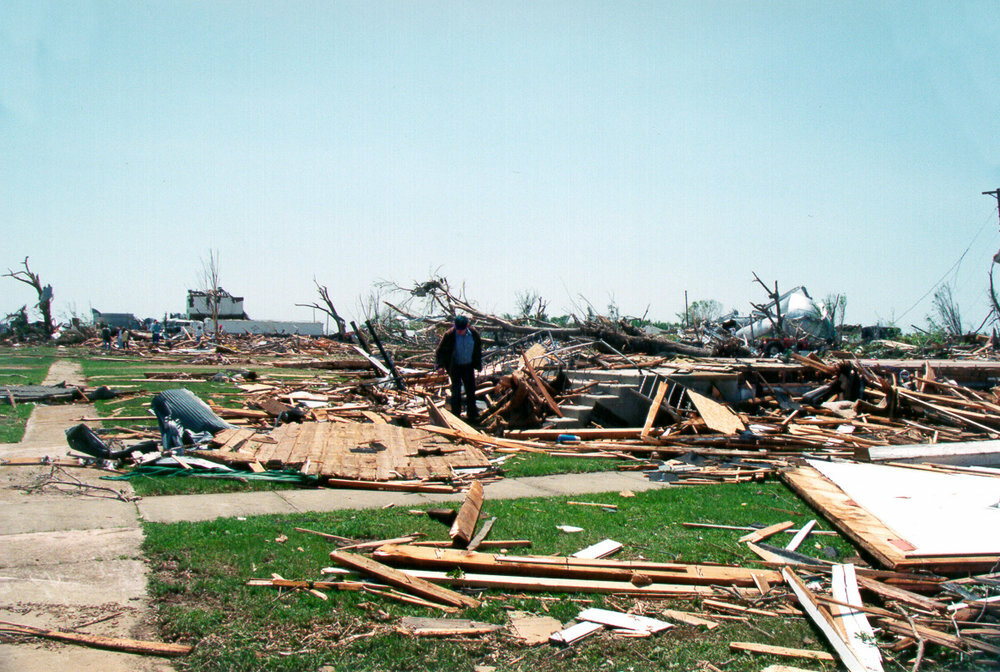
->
[207, 422, 488, 481]
[805, 459, 1000, 557]
[686, 388, 745, 435]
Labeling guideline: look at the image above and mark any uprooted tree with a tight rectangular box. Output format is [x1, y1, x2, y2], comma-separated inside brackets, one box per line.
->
[3, 257, 54, 337]
[382, 274, 714, 357]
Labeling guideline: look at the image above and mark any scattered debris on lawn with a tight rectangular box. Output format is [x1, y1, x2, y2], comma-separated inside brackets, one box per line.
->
[7, 277, 1000, 668]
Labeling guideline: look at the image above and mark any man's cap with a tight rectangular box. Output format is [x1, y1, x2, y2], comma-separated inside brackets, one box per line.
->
[454, 315, 469, 328]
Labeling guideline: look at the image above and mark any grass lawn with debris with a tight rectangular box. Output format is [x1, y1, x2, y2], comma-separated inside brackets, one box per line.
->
[143, 481, 897, 672]
[0, 347, 57, 442]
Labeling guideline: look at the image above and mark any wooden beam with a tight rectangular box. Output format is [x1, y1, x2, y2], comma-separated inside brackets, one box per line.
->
[373, 543, 780, 586]
[641, 380, 670, 440]
[329, 550, 480, 609]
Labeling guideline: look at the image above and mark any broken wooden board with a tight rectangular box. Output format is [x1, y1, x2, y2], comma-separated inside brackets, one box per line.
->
[641, 380, 670, 440]
[659, 608, 719, 629]
[450, 481, 485, 547]
[508, 613, 563, 645]
[398, 616, 500, 637]
[572, 539, 623, 559]
[830, 564, 883, 672]
[784, 519, 816, 552]
[577, 608, 672, 634]
[550, 620, 604, 645]
[782, 567, 868, 672]
[329, 550, 480, 609]
[205, 422, 489, 482]
[686, 388, 746, 434]
[729, 641, 835, 662]
[738, 521, 794, 544]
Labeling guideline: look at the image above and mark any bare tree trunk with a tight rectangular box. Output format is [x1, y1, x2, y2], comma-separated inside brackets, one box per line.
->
[3, 257, 54, 337]
[202, 250, 221, 340]
[296, 279, 348, 338]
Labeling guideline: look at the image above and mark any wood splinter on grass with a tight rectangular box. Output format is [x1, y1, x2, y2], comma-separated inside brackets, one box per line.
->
[567, 501, 618, 510]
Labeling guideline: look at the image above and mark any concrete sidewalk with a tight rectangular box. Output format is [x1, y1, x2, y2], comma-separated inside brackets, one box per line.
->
[136, 469, 661, 524]
[0, 360, 168, 672]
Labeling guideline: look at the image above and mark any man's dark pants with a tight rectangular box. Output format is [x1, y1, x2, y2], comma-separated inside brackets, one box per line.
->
[448, 364, 478, 419]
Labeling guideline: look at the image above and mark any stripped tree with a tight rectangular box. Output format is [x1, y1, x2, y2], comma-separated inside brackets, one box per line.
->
[3, 257, 54, 337]
[296, 278, 348, 339]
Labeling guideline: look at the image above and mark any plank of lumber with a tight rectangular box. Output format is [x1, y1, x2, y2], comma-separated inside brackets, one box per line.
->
[466, 516, 495, 552]
[686, 388, 745, 434]
[0, 620, 191, 657]
[507, 427, 654, 440]
[729, 641, 835, 662]
[449, 481, 485, 547]
[854, 575, 944, 613]
[328, 550, 480, 608]
[323, 478, 456, 494]
[641, 380, 670, 439]
[659, 608, 719, 629]
[550, 620, 603, 645]
[739, 521, 794, 544]
[578, 608, 672, 634]
[572, 539, 623, 560]
[411, 539, 532, 549]
[830, 564, 883, 672]
[782, 568, 868, 672]
[403, 567, 717, 597]
[373, 544, 780, 586]
[784, 519, 816, 552]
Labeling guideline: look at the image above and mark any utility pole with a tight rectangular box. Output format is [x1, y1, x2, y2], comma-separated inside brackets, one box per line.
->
[984, 189, 1000, 231]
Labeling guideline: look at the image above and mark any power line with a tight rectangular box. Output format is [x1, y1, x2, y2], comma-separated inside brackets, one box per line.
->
[895, 208, 997, 322]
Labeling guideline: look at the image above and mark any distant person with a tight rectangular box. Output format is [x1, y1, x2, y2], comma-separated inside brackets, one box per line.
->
[122, 329, 131, 350]
[115, 328, 123, 350]
[101, 324, 111, 350]
[435, 315, 483, 421]
[151, 320, 162, 346]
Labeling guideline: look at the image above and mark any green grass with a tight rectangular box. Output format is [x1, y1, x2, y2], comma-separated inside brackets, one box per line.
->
[80, 358, 249, 429]
[0, 346, 58, 442]
[499, 453, 633, 479]
[143, 481, 910, 672]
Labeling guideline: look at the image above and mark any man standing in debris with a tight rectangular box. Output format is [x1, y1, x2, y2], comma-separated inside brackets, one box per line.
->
[435, 315, 482, 421]
[101, 324, 111, 350]
[151, 320, 162, 346]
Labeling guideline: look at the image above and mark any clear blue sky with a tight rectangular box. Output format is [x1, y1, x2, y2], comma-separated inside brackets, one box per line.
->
[3, 1, 1000, 331]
